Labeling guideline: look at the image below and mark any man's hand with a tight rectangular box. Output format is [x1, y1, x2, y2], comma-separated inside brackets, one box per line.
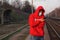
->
[40, 18, 45, 22]
[35, 18, 45, 22]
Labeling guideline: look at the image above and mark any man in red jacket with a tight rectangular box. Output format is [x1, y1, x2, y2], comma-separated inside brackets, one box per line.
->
[28, 6, 45, 40]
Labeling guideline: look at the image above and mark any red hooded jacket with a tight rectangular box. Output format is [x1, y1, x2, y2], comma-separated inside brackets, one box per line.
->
[28, 6, 45, 36]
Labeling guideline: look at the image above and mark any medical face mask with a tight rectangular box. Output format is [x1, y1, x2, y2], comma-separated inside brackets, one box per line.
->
[38, 11, 42, 16]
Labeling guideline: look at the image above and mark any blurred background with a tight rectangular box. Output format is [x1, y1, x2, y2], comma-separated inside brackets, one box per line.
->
[0, 0, 35, 40]
[0, 0, 60, 40]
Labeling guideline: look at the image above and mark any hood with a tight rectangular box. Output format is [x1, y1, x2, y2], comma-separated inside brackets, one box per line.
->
[33, 6, 45, 17]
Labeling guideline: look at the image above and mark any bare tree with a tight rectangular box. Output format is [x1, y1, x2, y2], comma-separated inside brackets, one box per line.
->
[11, 0, 22, 9]
[21, 1, 35, 14]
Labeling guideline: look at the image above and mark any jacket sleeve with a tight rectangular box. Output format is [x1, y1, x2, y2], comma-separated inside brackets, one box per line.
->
[39, 16, 45, 28]
[28, 15, 41, 27]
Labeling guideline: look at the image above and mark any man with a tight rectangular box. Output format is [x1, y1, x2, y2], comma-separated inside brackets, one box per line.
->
[28, 6, 45, 40]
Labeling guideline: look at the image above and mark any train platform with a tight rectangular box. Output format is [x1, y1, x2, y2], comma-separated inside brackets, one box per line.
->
[25, 25, 50, 40]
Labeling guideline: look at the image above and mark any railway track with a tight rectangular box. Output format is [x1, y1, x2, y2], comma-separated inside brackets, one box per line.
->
[46, 18, 60, 40]
[48, 19, 60, 26]
[47, 19, 60, 34]
[1, 24, 29, 40]
[50, 18, 60, 25]
[48, 17, 60, 20]
[0, 17, 60, 40]
[48, 17, 60, 24]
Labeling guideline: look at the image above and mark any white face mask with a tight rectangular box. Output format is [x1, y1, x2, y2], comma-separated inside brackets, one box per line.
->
[38, 11, 42, 16]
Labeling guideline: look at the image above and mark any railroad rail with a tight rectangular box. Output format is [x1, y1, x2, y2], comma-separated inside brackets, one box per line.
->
[46, 18, 60, 40]
[48, 17, 60, 20]
[48, 19, 60, 26]
[0, 24, 29, 40]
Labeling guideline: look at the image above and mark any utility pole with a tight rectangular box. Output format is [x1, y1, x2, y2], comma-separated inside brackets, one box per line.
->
[32, 0, 33, 14]
[1, 0, 3, 4]
[1, 9, 4, 24]
[1, 0, 4, 24]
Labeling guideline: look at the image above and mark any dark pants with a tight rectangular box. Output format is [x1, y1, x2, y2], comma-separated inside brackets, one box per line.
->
[30, 35, 44, 40]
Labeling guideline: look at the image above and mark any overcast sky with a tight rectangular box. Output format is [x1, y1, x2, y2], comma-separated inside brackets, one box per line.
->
[12, 0, 60, 14]
[28, 0, 60, 14]
[0, 0, 60, 14]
